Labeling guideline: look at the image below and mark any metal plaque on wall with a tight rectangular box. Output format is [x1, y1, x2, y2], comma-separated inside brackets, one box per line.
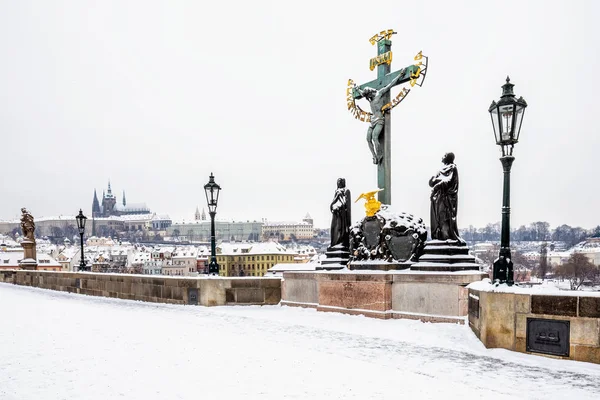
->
[468, 293, 479, 318]
[188, 288, 198, 305]
[526, 318, 570, 357]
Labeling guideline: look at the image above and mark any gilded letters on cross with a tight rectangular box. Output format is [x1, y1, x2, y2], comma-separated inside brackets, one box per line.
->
[369, 51, 392, 71]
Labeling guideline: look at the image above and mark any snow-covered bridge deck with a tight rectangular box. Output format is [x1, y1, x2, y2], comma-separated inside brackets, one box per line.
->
[1, 283, 599, 399]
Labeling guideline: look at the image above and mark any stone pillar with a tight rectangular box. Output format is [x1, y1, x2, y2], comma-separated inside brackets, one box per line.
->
[19, 239, 37, 270]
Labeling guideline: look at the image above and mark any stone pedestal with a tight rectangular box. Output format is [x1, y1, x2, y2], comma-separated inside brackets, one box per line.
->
[317, 244, 349, 270]
[411, 240, 480, 272]
[19, 239, 37, 270]
[282, 270, 488, 323]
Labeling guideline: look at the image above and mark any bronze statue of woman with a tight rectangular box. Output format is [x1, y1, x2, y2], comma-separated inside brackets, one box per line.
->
[329, 178, 352, 249]
[429, 153, 465, 243]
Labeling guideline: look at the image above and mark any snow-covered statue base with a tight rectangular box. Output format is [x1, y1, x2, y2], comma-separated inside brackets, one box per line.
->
[349, 205, 427, 269]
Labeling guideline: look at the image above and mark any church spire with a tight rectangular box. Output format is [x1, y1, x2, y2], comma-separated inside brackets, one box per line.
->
[201, 208, 207, 221]
[107, 180, 112, 195]
[122, 190, 126, 206]
[195, 206, 201, 221]
[92, 189, 101, 215]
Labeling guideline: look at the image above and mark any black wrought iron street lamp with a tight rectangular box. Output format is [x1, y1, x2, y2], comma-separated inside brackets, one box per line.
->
[204, 173, 221, 275]
[488, 76, 527, 285]
[76, 209, 89, 272]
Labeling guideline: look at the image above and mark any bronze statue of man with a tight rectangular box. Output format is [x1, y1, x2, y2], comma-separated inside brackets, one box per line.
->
[353, 70, 404, 164]
[329, 178, 352, 249]
[429, 153, 465, 243]
[20, 208, 36, 242]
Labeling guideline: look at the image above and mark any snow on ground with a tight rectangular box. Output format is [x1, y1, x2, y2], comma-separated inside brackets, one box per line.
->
[1, 284, 599, 400]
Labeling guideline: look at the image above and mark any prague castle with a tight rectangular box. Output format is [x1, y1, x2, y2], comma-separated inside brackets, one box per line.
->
[92, 181, 150, 218]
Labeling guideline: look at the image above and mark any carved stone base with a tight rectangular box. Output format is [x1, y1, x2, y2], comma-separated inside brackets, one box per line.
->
[348, 260, 411, 271]
[349, 208, 428, 265]
[317, 244, 349, 270]
[19, 259, 38, 270]
[282, 270, 488, 322]
[411, 240, 480, 272]
[19, 240, 37, 270]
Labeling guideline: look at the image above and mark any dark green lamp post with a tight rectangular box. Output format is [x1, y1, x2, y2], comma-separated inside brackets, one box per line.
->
[204, 173, 221, 275]
[76, 209, 89, 272]
[488, 77, 527, 285]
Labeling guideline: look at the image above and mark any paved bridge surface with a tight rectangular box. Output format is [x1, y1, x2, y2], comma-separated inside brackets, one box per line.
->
[1, 283, 599, 399]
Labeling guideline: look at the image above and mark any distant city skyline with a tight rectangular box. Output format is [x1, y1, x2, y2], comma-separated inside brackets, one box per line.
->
[2, 185, 599, 232]
[1, 1, 598, 230]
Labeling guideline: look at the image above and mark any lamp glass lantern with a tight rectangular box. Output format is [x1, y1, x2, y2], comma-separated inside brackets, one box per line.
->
[488, 77, 527, 155]
[76, 209, 87, 235]
[204, 173, 221, 214]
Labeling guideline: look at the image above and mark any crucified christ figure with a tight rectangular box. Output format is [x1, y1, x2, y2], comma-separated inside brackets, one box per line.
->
[354, 70, 404, 164]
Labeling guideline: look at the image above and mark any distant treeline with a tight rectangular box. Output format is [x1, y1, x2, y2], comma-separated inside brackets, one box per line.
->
[460, 222, 600, 248]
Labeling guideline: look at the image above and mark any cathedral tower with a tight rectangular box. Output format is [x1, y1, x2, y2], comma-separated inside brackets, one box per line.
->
[92, 189, 101, 218]
[102, 180, 117, 217]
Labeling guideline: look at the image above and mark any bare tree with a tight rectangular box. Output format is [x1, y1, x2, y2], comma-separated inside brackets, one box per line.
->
[477, 243, 500, 271]
[555, 253, 597, 290]
[511, 251, 535, 282]
[537, 242, 549, 280]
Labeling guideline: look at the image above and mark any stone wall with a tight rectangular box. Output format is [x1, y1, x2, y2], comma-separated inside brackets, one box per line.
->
[282, 271, 486, 322]
[469, 288, 600, 364]
[281, 272, 319, 307]
[0, 270, 281, 306]
[391, 273, 483, 323]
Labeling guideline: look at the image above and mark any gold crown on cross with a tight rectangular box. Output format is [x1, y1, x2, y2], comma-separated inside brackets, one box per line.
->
[369, 29, 396, 45]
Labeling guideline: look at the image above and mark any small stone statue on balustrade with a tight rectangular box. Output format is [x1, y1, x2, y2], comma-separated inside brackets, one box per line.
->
[19, 207, 38, 269]
[20, 208, 36, 242]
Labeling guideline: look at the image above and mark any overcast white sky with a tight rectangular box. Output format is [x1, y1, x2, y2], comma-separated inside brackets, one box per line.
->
[1, 0, 598, 229]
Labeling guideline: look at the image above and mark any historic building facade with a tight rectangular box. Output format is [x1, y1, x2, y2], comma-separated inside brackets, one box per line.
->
[261, 213, 315, 241]
[214, 242, 297, 277]
[167, 220, 263, 242]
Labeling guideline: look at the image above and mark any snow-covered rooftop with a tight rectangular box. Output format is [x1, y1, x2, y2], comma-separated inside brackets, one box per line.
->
[0, 251, 61, 267]
[217, 242, 295, 255]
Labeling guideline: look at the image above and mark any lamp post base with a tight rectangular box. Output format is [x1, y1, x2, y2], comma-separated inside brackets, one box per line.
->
[208, 261, 220, 276]
[492, 255, 514, 286]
